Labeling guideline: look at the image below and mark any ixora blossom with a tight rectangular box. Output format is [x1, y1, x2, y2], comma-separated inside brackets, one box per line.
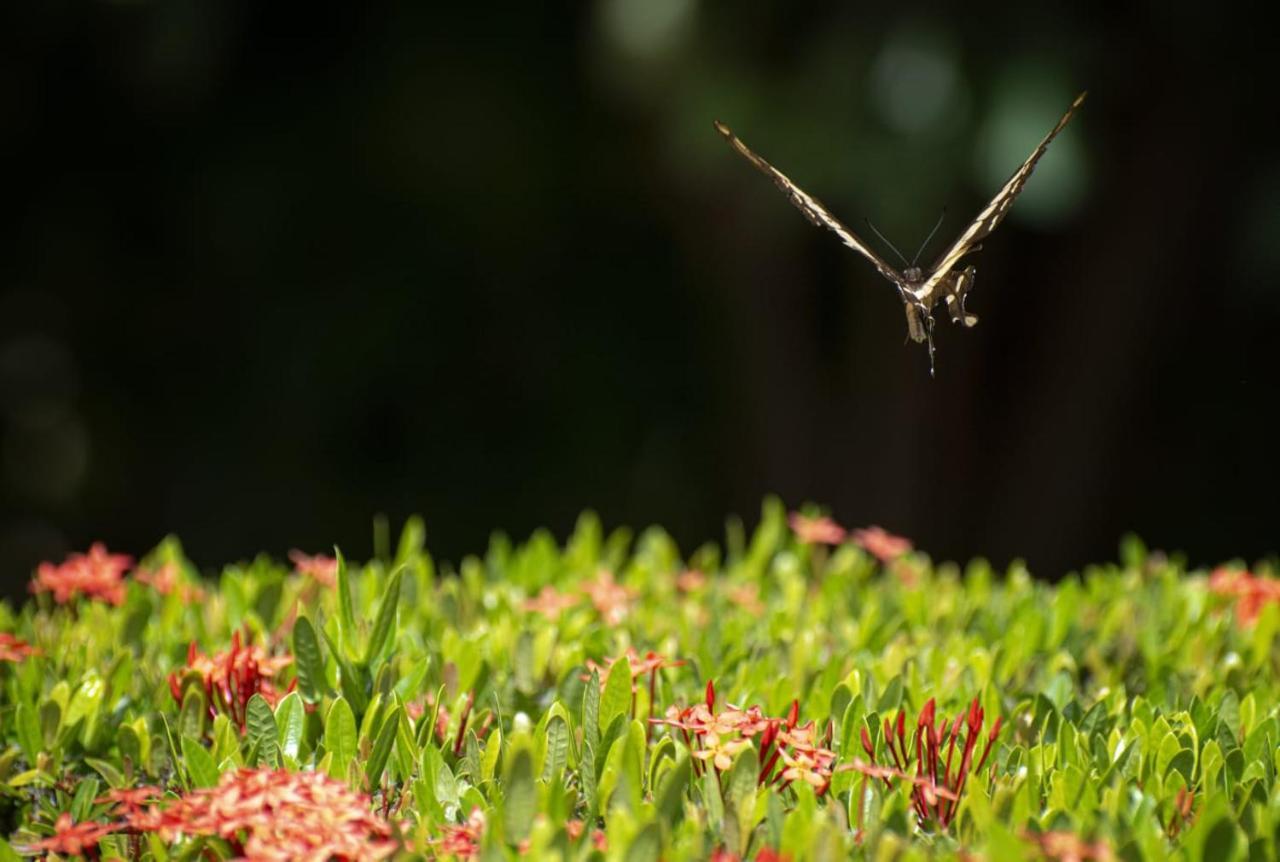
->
[1024, 829, 1114, 861]
[135, 561, 205, 602]
[788, 512, 847, 546]
[578, 570, 638, 624]
[168, 629, 294, 729]
[30, 542, 133, 605]
[434, 807, 486, 858]
[0, 632, 37, 662]
[1208, 566, 1280, 625]
[17, 812, 115, 858]
[127, 768, 396, 861]
[852, 526, 913, 563]
[289, 549, 339, 587]
[522, 584, 580, 619]
[657, 681, 840, 795]
[855, 696, 1001, 831]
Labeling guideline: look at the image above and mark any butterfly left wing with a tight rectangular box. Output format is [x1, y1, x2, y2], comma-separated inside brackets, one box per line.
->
[713, 120, 907, 290]
[912, 91, 1087, 303]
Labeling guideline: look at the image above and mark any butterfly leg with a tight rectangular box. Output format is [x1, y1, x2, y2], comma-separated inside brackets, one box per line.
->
[943, 266, 979, 328]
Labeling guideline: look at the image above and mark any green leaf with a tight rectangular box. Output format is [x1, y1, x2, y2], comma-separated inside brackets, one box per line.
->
[14, 702, 40, 763]
[364, 566, 404, 666]
[292, 615, 328, 701]
[246, 694, 279, 767]
[504, 746, 536, 844]
[582, 669, 601, 749]
[181, 735, 219, 788]
[625, 823, 662, 862]
[541, 714, 570, 782]
[325, 697, 357, 780]
[335, 546, 356, 649]
[599, 656, 632, 734]
[364, 705, 400, 792]
[275, 691, 306, 761]
[656, 753, 691, 826]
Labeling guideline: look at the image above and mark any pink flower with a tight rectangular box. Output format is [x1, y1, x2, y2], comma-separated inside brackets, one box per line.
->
[522, 585, 579, 619]
[788, 513, 847, 546]
[579, 570, 637, 624]
[289, 550, 338, 587]
[0, 632, 37, 663]
[19, 813, 115, 857]
[29, 542, 133, 605]
[852, 526, 913, 562]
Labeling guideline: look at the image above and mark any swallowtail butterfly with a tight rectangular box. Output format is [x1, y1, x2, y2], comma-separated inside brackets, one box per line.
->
[714, 91, 1086, 375]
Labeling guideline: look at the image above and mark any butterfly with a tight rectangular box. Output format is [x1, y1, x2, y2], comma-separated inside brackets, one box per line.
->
[714, 91, 1086, 375]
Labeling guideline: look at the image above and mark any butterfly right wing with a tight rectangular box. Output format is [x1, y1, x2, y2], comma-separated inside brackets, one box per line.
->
[714, 121, 906, 290]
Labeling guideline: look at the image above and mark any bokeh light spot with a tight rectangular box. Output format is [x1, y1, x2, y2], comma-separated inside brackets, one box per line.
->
[598, 0, 697, 61]
[870, 28, 962, 136]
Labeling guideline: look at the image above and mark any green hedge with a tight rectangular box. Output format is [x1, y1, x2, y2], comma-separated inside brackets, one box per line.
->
[1, 499, 1277, 860]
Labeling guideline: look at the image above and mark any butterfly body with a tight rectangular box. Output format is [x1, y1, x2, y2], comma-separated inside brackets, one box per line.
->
[714, 91, 1085, 375]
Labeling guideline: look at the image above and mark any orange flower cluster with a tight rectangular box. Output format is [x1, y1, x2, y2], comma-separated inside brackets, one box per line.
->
[168, 630, 294, 729]
[578, 570, 637, 624]
[131, 768, 395, 861]
[657, 681, 839, 795]
[1024, 830, 1114, 861]
[857, 697, 1001, 831]
[788, 512, 847, 546]
[289, 550, 339, 587]
[19, 812, 115, 858]
[29, 542, 132, 605]
[435, 807, 486, 858]
[1209, 567, 1280, 625]
[852, 526, 913, 563]
[0, 632, 37, 662]
[135, 562, 205, 602]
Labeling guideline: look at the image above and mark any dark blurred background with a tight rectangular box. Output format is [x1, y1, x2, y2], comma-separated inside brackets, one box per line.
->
[2, 2, 1277, 597]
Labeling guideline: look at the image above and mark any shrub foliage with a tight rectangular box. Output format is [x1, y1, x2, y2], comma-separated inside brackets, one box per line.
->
[1, 499, 1277, 860]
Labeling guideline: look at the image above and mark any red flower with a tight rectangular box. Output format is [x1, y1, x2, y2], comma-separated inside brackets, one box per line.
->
[168, 629, 294, 730]
[132, 767, 395, 861]
[435, 807, 485, 859]
[135, 563, 204, 602]
[289, 550, 339, 587]
[579, 570, 637, 624]
[522, 585, 579, 619]
[0, 632, 37, 663]
[20, 813, 115, 858]
[1025, 830, 1114, 861]
[1209, 567, 1280, 625]
[98, 784, 164, 814]
[858, 696, 1001, 830]
[788, 513, 847, 546]
[852, 526, 913, 563]
[30, 542, 132, 605]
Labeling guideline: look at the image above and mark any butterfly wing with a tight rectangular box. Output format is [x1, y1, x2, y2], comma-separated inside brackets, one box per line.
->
[913, 91, 1087, 301]
[714, 120, 907, 289]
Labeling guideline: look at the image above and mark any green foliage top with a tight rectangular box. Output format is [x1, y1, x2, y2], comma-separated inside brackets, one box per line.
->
[1, 499, 1278, 861]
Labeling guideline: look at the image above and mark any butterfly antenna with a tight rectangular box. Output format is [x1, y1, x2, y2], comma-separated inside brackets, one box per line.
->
[864, 219, 910, 266]
[911, 208, 947, 267]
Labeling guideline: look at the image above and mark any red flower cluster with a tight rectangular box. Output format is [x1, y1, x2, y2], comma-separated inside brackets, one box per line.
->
[168, 630, 294, 729]
[289, 550, 339, 587]
[1209, 567, 1280, 625]
[1024, 830, 1114, 861]
[657, 681, 839, 795]
[579, 570, 637, 624]
[131, 768, 395, 861]
[19, 812, 115, 858]
[857, 697, 1001, 830]
[852, 526, 913, 563]
[135, 562, 205, 602]
[788, 512, 847, 546]
[30, 542, 132, 605]
[435, 807, 486, 858]
[0, 632, 37, 663]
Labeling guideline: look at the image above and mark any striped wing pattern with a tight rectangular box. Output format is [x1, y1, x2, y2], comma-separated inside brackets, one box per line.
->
[713, 120, 906, 290]
[912, 91, 1087, 303]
